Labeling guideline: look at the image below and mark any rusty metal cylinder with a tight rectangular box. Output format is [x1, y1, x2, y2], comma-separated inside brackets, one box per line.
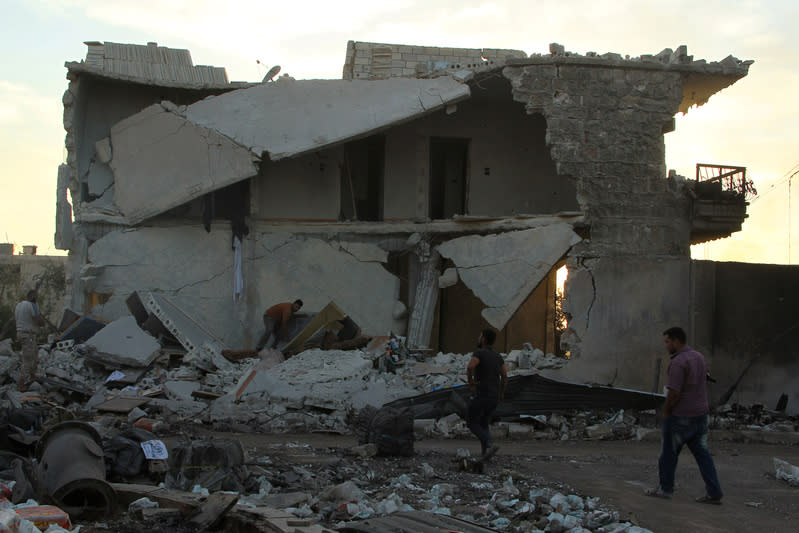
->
[36, 421, 117, 519]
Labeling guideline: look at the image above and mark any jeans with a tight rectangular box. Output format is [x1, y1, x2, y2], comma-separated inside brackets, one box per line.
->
[658, 414, 723, 499]
[467, 394, 498, 455]
[255, 316, 277, 351]
[17, 331, 38, 391]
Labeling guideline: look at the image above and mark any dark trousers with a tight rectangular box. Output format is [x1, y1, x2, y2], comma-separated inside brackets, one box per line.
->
[658, 414, 723, 499]
[255, 316, 277, 351]
[467, 393, 498, 455]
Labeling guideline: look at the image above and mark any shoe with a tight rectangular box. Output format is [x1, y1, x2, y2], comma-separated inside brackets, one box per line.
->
[645, 487, 672, 499]
[696, 495, 722, 505]
[482, 445, 500, 462]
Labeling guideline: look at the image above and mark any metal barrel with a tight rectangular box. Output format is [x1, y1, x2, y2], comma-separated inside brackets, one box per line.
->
[36, 421, 117, 519]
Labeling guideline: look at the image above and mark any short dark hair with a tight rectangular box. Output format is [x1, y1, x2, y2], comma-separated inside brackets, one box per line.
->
[482, 328, 496, 346]
[663, 326, 686, 344]
[294, 299, 303, 307]
[26, 289, 37, 300]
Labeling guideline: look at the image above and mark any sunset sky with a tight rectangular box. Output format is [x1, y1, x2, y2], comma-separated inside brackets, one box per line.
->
[1, 0, 796, 262]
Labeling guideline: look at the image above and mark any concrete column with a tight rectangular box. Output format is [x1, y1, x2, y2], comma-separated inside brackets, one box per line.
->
[407, 241, 440, 349]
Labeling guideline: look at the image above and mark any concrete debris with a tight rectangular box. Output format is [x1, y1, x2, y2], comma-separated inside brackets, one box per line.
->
[773, 457, 799, 486]
[84, 315, 161, 368]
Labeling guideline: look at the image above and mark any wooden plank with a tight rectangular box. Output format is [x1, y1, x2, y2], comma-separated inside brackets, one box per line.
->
[110, 482, 203, 513]
[189, 492, 239, 530]
[94, 396, 150, 413]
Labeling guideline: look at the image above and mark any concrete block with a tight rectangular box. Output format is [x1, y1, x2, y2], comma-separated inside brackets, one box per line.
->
[164, 380, 201, 402]
[95, 137, 112, 164]
[85, 315, 161, 368]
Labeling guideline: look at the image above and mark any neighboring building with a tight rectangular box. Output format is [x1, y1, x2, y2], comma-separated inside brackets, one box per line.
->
[56, 40, 777, 405]
[0, 245, 67, 335]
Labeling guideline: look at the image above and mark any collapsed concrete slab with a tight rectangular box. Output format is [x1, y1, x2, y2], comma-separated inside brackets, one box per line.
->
[183, 76, 471, 161]
[437, 223, 581, 329]
[141, 291, 230, 371]
[84, 316, 161, 368]
[108, 103, 260, 224]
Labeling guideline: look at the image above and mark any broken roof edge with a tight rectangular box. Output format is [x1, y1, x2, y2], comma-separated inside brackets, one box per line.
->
[505, 53, 753, 77]
[65, 61, 251, 91]
[247, 213, 585, 237]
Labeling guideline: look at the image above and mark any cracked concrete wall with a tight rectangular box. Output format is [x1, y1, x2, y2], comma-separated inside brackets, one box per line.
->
[253, 148, 342, 220]
[505, 63, 692, 390]
[82, 225, 404, 348]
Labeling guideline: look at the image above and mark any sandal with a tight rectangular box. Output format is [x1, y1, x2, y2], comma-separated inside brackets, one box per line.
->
[645, 487, 673, 499]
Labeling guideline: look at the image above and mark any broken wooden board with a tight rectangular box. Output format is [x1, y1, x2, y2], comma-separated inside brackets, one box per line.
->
[95, 396, 150, 413]
[189, 492, 239, 530]
[110, 483, 205, 514]
[229, 506, 336, 533]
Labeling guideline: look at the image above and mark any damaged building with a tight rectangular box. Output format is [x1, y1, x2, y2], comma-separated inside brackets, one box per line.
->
[54, 39, 794, 408]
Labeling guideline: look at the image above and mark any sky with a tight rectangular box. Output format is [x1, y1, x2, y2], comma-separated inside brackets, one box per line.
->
[0, 0, 797, 262]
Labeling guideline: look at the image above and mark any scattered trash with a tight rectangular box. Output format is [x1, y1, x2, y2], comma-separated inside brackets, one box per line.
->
[773, 457, 799, 486]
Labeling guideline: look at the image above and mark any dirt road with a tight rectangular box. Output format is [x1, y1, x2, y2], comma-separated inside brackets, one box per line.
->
[229, 430, 799, 533]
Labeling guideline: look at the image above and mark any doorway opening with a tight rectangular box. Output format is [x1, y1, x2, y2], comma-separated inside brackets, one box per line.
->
[429, 137, 469, 219]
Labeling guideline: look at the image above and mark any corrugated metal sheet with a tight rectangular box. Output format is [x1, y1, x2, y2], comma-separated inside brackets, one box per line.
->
[383, 374, 664, 420]
[337, 510, 500, 533]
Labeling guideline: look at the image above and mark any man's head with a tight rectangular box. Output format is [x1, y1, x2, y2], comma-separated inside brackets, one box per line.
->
[292, 299, 303, 312]
[25, 289, 37, 302]
[663, 326, 686, 354]
[479, 328, 497, 347]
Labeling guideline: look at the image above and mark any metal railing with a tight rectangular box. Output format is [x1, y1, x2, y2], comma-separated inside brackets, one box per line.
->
[696, 163, 757, 199]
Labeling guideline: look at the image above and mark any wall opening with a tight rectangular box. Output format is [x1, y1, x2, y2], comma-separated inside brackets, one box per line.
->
[435, 260, 562, 354]
[429, 137, 469, 219]
[554, 264, 569, 357]
[341, 135, 385, 221]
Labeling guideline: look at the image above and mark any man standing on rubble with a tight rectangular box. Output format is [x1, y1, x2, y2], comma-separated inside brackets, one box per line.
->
[14, 290, 45, 391]
[466, 328, 507, 461]
[646, 326, 723, 504]
[256, 299, 303, 351]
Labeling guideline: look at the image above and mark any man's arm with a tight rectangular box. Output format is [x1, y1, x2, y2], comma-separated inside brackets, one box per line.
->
[663, 387, 680, 417]
[467, 355, 480, 392]
[31, 303, 45, 327]
[499, 363, 508, 402]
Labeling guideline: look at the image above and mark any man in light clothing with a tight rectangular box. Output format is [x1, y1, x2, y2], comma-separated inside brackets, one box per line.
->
[14, 290, 44, 391]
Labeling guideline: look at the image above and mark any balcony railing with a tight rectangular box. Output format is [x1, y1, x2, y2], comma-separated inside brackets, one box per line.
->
[696, 163, 757, 200]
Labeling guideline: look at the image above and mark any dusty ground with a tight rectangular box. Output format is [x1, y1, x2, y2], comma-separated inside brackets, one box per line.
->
[78, 430, 799, 533]
[224, 431, 799, 532]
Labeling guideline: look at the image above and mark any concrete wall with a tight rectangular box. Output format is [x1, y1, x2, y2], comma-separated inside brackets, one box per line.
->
[504, 63, 692, 390]
[691, 260, 799, 414]
[82, 224, 405, 348]
[383, 89, 579, 219]
[254, 148, 342, 220]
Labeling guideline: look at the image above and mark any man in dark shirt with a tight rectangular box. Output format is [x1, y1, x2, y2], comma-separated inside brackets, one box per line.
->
[466, 328, 507, 460]
[646, 326, 723, 504]
[256, 299, 302, 351]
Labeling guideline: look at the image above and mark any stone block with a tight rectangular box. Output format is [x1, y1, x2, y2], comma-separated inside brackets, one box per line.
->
[85, 315, 161, 368]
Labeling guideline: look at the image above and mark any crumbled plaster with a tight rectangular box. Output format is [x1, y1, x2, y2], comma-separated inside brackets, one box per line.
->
[85, 315, 161, 367]
[437, 223, 580, 330]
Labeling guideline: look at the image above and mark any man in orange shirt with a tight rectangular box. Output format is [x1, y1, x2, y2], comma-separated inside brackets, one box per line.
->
[256, 299, 303, 351]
